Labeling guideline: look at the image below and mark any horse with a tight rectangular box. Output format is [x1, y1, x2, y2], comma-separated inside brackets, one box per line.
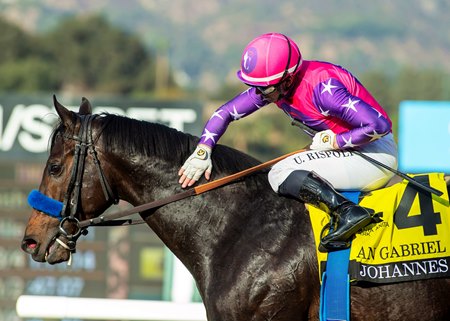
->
[21, 96, 450, 321]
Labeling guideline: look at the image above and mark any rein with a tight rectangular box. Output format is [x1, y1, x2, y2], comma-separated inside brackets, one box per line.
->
[78, 148, 306, 228]
[28, 110, 306, 253]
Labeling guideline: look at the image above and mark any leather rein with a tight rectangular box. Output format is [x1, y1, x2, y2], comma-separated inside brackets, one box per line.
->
[49, 113, 306, 251]
[79, 148, 306, 228]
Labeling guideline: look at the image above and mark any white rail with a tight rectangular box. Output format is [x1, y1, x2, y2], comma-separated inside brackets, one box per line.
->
[16, 295, 207, 321]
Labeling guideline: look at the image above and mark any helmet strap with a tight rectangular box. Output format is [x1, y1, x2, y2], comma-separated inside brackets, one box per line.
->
[280, 34, 292, 82]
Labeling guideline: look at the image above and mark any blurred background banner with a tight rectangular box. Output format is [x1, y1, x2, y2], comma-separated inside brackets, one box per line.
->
[0, 94, 202, 161]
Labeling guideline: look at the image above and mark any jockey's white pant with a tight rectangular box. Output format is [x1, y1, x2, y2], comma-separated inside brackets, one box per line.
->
[268, 133, 398, 192]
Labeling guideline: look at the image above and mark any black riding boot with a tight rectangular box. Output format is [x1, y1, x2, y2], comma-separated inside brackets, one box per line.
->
[278, 170, 374, 251]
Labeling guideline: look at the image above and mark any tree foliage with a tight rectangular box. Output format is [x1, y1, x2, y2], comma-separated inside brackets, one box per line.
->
[0, 15, 156, 94]
[0, 19, 36, 62]
[41, 15, 154, 93]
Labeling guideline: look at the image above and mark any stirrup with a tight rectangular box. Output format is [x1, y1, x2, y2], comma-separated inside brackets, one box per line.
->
[318, 222, 351, 252]
[319, 239, 351, 252]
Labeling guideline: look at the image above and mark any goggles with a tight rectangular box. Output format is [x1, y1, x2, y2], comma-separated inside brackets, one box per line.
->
[255, 85, 278, 95]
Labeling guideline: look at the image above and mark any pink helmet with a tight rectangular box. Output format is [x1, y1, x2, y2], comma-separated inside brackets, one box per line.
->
[237, 33, 302, 86]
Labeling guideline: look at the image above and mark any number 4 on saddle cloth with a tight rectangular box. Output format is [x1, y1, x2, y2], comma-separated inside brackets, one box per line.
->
[309, 172, 450, 285]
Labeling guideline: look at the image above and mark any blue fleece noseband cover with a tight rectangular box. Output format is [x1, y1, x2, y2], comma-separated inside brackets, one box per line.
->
[28, 190, 63, 220]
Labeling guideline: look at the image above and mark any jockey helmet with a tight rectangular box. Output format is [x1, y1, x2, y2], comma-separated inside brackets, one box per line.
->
[237, 33, 302, 86]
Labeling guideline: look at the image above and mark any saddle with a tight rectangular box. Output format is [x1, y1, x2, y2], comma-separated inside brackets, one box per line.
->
[309, 172, 450, 284]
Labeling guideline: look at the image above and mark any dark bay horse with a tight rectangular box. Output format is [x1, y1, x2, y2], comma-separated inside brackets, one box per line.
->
[21, 97, 450, 321]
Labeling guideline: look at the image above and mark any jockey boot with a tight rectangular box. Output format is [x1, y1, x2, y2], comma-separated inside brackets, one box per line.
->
[278, 170, 374, 251]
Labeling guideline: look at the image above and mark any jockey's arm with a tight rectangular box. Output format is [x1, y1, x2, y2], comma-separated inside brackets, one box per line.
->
[198, 88, 268, 148]
[178, 88, 268, 187]
[316, 79, 391, 149]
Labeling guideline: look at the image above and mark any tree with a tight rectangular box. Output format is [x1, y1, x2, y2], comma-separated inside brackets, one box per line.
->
[393, 68, 446, 102]
[0, 16, 158, 94]
[0, 57, 58, 92]
[0, 18, 35, 62]
[0, 17, 59, 92]
[42, 15, 155, 94]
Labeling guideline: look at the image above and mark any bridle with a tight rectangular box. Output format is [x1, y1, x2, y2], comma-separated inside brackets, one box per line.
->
[28, 112, 308, 260]
[57, 114, 117, 252]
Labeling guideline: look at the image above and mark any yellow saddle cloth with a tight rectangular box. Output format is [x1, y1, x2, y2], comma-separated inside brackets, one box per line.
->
[309, 173, 450, 284]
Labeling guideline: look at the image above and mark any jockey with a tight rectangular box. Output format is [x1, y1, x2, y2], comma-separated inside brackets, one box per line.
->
[178, 32, 398, 251]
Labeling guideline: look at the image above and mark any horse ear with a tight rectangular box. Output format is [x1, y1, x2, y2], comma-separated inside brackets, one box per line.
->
[79, 97, 93, 115]
[53, 94, 75, 127]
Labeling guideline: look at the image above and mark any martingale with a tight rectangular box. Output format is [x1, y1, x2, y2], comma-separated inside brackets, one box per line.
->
[310, 172, 450, 284]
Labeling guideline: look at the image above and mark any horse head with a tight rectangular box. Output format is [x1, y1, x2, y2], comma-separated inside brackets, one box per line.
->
[21, 96, 117, 264]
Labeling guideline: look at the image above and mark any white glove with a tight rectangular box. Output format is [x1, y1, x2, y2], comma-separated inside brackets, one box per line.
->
[179, 144, 212, 187]
[310, 130, 337, 150]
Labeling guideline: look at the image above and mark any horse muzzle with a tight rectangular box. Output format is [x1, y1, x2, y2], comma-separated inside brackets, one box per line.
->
[21, 232, 71, 264]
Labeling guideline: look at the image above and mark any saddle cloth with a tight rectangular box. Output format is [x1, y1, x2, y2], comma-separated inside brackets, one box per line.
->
[309, 173, 450, 284]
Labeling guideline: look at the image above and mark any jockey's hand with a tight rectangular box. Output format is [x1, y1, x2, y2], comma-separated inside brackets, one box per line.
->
[310, 130, 338, 150]
[178, 144, 212, 188]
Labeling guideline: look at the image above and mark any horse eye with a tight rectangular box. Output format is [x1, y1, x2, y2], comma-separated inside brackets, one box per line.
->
[48, 164, 62, 176]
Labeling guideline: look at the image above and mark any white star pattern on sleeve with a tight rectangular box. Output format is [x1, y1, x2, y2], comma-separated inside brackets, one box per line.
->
[366, 130, 385, 142]
[342, 136, 357, 148]
[201, 128, 218, 143]
[244, 88, 265, 109]
[254, 102, 264, 109]
[321, 79, 338, 95]
[229, 105, 246, 120]
[318, 105, 330, 117]
[210, 110, 223, 120]
[342, 98, 359, 112]
[373, 108, 383, 118]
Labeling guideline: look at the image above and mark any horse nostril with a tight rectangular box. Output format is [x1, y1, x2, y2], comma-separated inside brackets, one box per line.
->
[21, 238, 38, 254]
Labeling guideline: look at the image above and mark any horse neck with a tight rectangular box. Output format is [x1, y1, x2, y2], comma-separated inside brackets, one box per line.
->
[103, 146, 229, 266]
[96, 117, 193, 206]
[103, 143, 209, 260]
[105, 149, 182, 206]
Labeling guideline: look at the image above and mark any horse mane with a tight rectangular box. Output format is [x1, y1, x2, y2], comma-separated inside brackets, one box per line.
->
[96, 113, 264, 176]
[97, 113, 192, 164]
[49, 110, 267, 186]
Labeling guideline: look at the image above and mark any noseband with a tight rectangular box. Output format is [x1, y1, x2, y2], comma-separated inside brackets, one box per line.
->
[28, 114, 117, 253]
